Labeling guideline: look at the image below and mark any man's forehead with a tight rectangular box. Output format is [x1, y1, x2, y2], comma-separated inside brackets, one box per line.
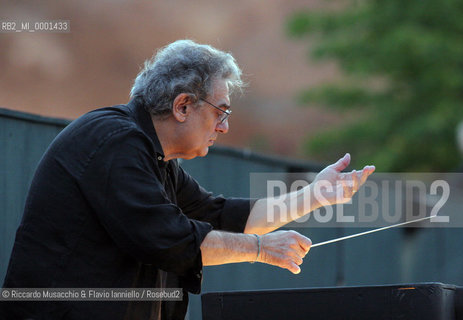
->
[212, 79, 229, 94]
[210, 80, 231, 107]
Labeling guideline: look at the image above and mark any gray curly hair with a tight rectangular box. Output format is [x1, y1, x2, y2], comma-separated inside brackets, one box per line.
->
[130, 40, 244, 116]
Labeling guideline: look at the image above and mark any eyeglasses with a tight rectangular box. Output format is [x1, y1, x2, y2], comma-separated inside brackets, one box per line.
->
[200, 98, 232, 124]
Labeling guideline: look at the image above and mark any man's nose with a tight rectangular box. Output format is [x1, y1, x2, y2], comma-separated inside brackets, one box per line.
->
[216, 119, 229, 134]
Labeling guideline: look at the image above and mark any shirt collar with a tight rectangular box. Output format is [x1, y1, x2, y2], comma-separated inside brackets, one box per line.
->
[127, 99, 166, 162]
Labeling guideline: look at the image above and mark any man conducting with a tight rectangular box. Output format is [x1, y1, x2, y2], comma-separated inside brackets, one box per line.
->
[1, 40, 375, 320]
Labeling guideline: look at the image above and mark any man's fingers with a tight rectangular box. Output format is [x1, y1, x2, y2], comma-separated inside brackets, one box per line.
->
[287, 230, 311, 252]
[330, 153, 351, 172]
[365, 165, 376, 175]
[298, 236, 312, 254]
[289, 233, 311, 257]
[358, 169, 369, 186]
[290, 252, 304, 266]
[284, 253, 303, 273]
[352, 170, 359, 193]
[346, 165, 376, 196]
[262, 251, 303, 274]
[292, 244, 307, 259]
[261, 231, 311, 274]
[359, 165, 376, 187]
[288, 262, 301, 274]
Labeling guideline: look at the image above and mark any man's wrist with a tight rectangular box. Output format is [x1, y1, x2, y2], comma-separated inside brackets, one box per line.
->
[249, 234, 261, 263]
[307, 183, 321, 212]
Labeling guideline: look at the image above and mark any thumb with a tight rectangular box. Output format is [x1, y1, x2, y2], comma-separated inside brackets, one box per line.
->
[330, 153, 351, 172]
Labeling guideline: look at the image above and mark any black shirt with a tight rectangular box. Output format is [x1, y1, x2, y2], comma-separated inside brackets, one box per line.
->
[1, 100, 252, 320]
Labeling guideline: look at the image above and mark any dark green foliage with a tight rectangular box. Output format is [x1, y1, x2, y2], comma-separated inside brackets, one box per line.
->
[287, 0, 463, 171]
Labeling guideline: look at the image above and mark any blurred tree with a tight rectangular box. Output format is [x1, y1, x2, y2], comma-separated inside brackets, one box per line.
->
[287, 0, 463, 171]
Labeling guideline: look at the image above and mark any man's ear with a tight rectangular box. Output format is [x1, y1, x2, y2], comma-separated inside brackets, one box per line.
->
[172, 93, 197, 122]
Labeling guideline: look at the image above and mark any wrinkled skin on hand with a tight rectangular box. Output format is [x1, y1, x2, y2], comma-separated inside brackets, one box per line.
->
[312, 153, 375, 206]
[258, 230, 312, 274]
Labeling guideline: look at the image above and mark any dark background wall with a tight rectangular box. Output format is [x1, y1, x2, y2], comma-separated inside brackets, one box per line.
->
[1, 108, 462, 320]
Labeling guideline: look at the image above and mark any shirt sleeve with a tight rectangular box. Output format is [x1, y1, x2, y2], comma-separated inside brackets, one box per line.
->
[174, 163, 256, 233]
[78, 128, 212, 278]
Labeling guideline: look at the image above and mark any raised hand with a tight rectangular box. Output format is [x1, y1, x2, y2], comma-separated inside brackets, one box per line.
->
[312, 153, 375, 207]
